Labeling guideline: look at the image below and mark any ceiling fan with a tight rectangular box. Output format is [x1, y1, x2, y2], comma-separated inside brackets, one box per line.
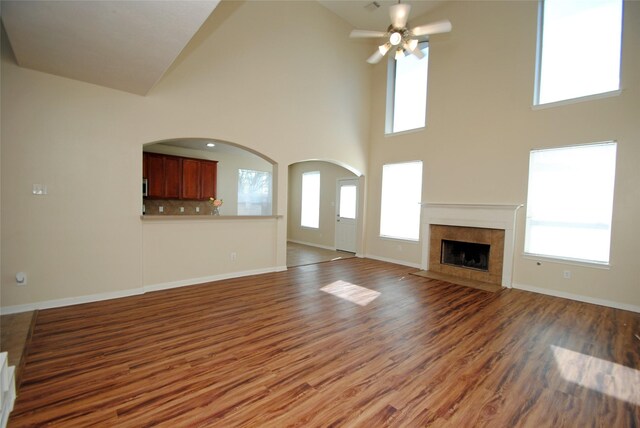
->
[350, 1, 452, 64]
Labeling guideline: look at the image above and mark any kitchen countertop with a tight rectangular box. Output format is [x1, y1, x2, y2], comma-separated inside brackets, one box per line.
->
[140, 215, 282, 221]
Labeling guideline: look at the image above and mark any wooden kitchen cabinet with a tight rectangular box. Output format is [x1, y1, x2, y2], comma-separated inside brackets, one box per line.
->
[182, 158, 218, 200]
[181, 158, 200, 200]
[143, 152, 217, 200]
[200, 160, 217, 200]
[164, 156, 181, 199]
[145, 153, 166, 198]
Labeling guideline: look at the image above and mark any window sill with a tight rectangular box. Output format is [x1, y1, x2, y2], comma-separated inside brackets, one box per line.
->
[384, 126, 426, 138]
[523, 253, 611, 270]
[379, 235, 420, 244]
[532, 89, 622, 110]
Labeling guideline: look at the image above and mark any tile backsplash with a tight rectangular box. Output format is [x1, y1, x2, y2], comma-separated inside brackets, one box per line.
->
[143, 199, 218, 216]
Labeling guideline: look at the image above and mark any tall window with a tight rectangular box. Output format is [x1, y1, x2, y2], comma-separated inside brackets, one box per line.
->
[387, 44, 429, 134]
[380, 161, 423, 240]
[525, 142, 617, 264]
[301, 171, 320, 228]
[536, 0, 623, 105]
[238, 169, 272, 215]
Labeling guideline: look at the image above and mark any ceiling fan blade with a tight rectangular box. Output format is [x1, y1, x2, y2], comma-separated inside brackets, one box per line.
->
[367, 49, 385, 64]
[411, 20, 452, 37]
[390, 3, 411, 29]
[350, 29, 386, 38]
[404, 42, 425, 60]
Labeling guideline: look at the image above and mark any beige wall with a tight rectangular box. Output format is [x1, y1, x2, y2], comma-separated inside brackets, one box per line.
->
[0, 1, 372, 310]
[288, 161, 358, 249]
[142, 218, 278, 287]
[365, 1, 640, 308]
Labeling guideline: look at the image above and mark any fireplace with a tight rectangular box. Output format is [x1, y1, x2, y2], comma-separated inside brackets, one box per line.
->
[421, 203, 522, 287]
[441, 240, 490, 271]
[429, 224, 504, 285]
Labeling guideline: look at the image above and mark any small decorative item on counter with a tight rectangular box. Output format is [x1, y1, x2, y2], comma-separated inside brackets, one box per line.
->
[209, 197, 223, 216]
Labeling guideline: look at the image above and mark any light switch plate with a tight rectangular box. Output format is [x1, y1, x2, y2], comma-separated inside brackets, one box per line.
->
[32, 184, 48, 195]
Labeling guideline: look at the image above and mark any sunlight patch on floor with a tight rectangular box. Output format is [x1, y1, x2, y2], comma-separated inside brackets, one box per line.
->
[320, 280, 381, 306]
[551, 345, 640, 406]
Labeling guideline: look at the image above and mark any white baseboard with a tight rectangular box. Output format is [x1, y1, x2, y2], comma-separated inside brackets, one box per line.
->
[364, 254, 422, 269]
[0, 266, 284, 315]
[143, 267, 283, 293]
[512, 282, 640, 313]
[0, 288, 145, 315]
[287, 239, 336, 251]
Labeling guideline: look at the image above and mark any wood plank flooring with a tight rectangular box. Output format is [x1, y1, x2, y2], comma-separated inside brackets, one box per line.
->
[9, 258, 640, 427]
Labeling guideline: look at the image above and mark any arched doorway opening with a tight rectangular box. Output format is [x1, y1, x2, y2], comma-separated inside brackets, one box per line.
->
[287, 160, 363, 267]
[142, 138, 277, 217]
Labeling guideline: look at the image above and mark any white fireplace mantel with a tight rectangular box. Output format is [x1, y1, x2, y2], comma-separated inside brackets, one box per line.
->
[420, 203, 523, 287]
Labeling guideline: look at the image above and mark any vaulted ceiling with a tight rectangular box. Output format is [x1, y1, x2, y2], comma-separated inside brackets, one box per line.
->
[0, 0, 443, 95]
[317, 0, 443, 31]
[1, 0, 221, 95]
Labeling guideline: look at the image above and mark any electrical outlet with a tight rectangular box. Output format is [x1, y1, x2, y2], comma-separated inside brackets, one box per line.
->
[16, 272, 27, 285]
[196, 207, 200, 213]
[563, 270, 571, 279]
[230, 252, 237, 261]
[180, 207, 184, 213]
[159, 206, 164, 213]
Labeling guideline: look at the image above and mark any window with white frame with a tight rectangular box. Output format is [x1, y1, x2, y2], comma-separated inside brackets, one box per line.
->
[301, 171, 320, 228]
[387, 43, 429, 134]
[524, 142, 617, 264]
[535, 0, 623, 105]
[238, 169, 272, 215]
[380, 161, 423, 240]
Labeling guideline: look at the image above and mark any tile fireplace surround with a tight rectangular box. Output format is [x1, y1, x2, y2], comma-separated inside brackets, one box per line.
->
[421, 203, 523, 287]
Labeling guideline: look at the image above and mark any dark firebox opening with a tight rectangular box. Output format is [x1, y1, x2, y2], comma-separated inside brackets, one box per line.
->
[441, 240, 490, 271]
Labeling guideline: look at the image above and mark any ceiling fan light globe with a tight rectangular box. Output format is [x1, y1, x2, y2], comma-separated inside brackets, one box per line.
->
[395, 49, 405, 60]
[378, 43, 391, 55]
[389, 32, 402, 46]
[408, 39, 419, 51]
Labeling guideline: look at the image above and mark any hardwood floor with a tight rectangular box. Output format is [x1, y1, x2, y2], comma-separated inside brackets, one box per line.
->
[9, 258, 640, 427]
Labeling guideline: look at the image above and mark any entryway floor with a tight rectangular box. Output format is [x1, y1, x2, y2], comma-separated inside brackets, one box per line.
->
[287, 241, 355, 268]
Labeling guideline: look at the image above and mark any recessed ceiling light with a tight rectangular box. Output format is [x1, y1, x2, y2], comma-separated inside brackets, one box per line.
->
[206, 143, 215, 147]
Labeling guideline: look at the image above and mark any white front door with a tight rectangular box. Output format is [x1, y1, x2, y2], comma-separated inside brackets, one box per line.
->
[335, 179, 358, 253]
